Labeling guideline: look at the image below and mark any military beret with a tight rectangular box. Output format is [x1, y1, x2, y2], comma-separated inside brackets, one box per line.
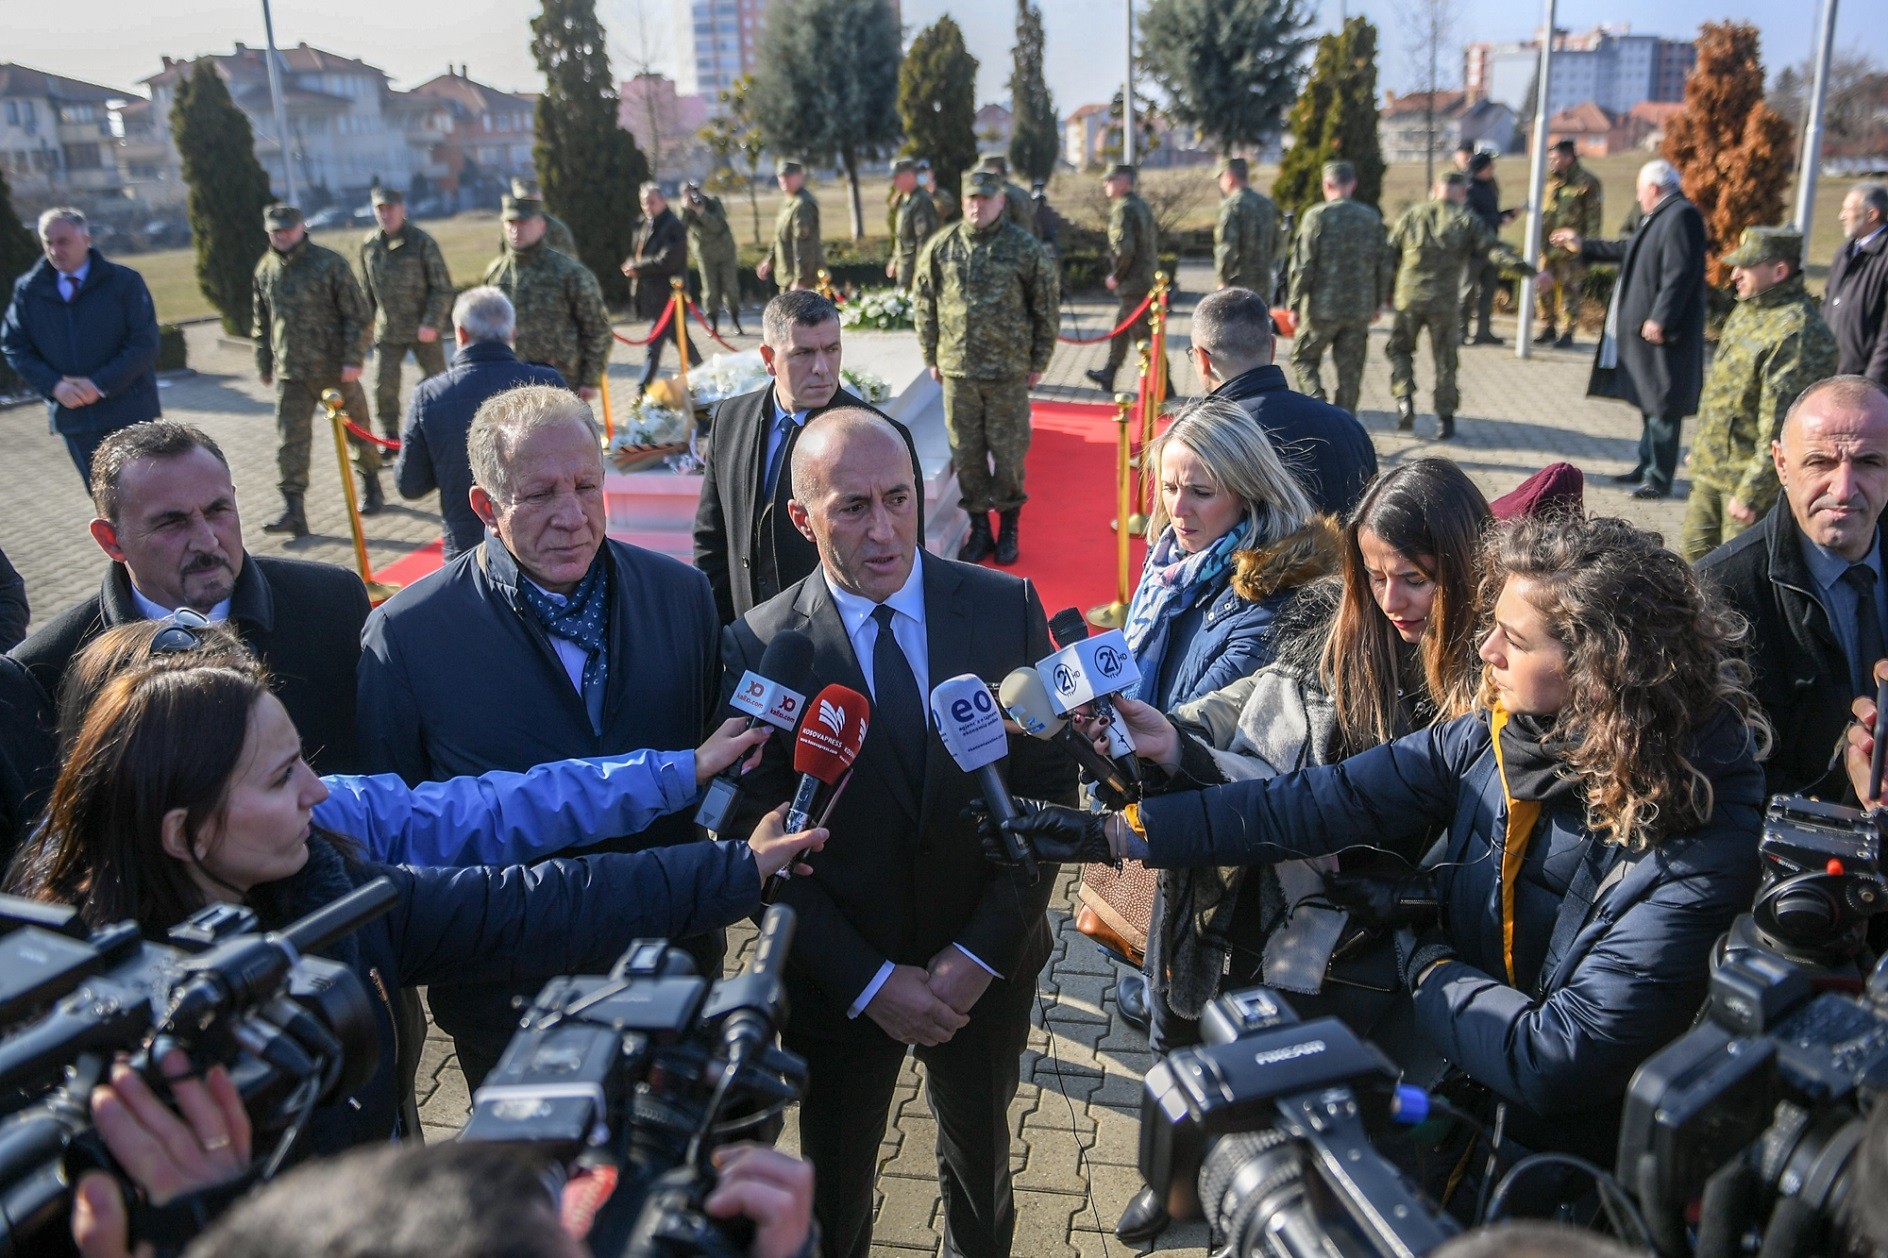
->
[775, 158, 805, 177]
[1104, 163, 1136, 182]
[1551, 139, 1577, 156]
[891, 157, 917, 176]
[501, 194, 543, 221]
[1492, 462, 1584, 521]
[1219, 157, 1249, 180]
[965, 170, 1004, 198]
[370, 185, 402, 205]
[1321, 160, 1355, 184]
[263, 202, 302, 230]
[1723, 226, 1803, 268]
[977, 153, 1009, 175]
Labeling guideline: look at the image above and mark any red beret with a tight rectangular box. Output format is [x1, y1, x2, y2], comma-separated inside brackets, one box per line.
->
[1492, 462, 1584, 521]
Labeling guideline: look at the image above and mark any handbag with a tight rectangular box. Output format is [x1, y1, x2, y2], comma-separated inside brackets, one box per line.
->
[1076, 859, 1157, 968]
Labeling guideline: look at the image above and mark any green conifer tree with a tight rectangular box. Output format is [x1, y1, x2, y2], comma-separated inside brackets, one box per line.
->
[531, 0, 649, 304]
[1275, 18, 1384, 218]
[897, 16, 979, 207]
[1008, 1, 1058, 182]
[1141, 0, 1312, 156]
[169, 60, 271, 336]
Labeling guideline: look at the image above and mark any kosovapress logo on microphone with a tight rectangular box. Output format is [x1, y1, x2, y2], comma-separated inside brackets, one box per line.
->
[818, 699, 846, 736]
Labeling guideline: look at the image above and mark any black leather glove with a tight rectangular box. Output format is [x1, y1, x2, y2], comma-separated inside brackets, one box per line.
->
[1322, 871, 1441, 931]
[1395, 926, 1457, 994]
[965, 798, 1115, 867]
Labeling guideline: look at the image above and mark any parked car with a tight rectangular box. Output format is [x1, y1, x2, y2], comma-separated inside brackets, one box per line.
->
[304, 207, 351, 230]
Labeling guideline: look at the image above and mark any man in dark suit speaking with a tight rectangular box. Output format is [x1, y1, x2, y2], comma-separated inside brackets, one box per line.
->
[723, 409, 1075, 1256]
[695, 291, 917, 625]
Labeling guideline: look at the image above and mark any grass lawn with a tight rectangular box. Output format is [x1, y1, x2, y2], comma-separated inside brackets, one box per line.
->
[128, 156, 1856, 324]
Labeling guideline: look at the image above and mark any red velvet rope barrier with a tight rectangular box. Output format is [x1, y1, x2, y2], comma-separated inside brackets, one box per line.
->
[341, 417, 401, 452]
[685, 299, 741, 352]
[1055, 288, 1158, 345]
[612, 298, 676, 346]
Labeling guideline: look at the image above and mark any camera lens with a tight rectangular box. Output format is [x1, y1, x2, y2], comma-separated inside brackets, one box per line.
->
[1199, 1128, 1303, 1250]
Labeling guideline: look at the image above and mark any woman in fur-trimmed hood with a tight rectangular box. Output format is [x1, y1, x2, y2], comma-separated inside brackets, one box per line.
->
[1122, 396, 1344, 710]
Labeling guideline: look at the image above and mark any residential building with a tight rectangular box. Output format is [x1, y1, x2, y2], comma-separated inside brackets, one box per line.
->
[1061, 101, 1214, 172]
[618, 73, 710, 181]
[1465, 25, 1694, 119]
[409, 68, 539, 202]
[0, 64, 130, 202]
[1543, 102, 1634, 157]
[1379, 91, 1518, 165]
[976, 103, 1013, 151]
[679, 0, 901, 99]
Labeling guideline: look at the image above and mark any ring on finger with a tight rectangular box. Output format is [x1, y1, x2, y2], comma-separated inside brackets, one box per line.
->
[200, 1135, 232, 1152]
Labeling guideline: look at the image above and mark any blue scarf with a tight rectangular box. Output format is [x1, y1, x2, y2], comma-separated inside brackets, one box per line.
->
[1122, 526, 1242, 689]
[517, 552, 611, 726]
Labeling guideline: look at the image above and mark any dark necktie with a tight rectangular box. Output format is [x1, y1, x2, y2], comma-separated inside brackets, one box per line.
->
[61, 274, 77, 302]
[1843, 564, 1885, 697]
[762, 411, 796, 501]
[871, 604, 928, 785]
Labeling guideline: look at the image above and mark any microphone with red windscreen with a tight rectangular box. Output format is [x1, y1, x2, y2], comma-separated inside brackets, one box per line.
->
[764, 683, 871, 901]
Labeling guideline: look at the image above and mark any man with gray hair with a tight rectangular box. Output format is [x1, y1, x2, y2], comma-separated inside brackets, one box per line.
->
[360, 382, 724, 1088]
[2, 207, 161, 487]
[1553, 158, 1706, 499]
[1826, 181, 1888, 388]
[394, 286, 568, 558]
[620, 181, 699, 393]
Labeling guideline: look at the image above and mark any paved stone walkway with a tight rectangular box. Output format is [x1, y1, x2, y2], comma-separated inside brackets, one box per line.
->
[0, 267, 1691, 1255]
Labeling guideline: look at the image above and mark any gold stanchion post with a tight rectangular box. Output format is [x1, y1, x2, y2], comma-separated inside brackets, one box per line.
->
[669, 278, 691, 408]
[1114, 338, 1153, 535]
[599, 372, 615, 443]
[320, 389, 401, 605]
[1089, 393, 1138, 629]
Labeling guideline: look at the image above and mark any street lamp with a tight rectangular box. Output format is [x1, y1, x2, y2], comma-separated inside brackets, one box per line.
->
[261, 0, 299, 204]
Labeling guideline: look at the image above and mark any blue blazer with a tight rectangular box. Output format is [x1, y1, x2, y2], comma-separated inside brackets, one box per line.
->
[2, 250, 161, 435]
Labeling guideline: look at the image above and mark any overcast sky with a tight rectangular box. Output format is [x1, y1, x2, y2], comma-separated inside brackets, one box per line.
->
[8, 0, 1877, 110]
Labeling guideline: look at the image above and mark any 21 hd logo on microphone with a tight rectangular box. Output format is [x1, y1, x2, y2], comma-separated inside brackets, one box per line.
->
[1036, 630, 1142, 714]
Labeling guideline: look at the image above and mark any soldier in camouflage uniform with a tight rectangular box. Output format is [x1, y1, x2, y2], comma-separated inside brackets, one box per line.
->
[680, 182, 743, 336]
[886, 157, 939, 291]
[252, 203, 378, 537]
[977, 153, 1037, 237]
[913, 170, 1059, 566]
[508, 179, 578, 257]
[359, 186, 453, 445]
[1286, 161, 1389, 416]
[1385, 173, 1533, 439]
[1680, 228, 1841, 561]
[1535, 140, 1603, 347]
[758, 159, 822, 292]
[482, 194, 612, 395]
[1085, 164, 1168, 393]
[1213, 157, 1278, 297]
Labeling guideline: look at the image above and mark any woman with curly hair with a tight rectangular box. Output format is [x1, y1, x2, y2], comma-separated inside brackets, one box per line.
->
[985, 513, 1770, 1164]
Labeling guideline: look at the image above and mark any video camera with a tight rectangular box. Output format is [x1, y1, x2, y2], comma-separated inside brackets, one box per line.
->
[1139, 986, 1460, 1257]
[1716, 795, 1888, 978]
[460, 904, 806, 1258]
[0, 880, 395, 1255]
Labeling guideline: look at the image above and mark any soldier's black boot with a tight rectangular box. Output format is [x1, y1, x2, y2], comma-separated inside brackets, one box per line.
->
[1396, 397, 1416, 432]
[957, 513, 996, 563]
[1084, 366, 1113, 391]
[709, 314, 721, 338]
[731, 310, 746, 337]
[1555, 332, 1575, 349]
[1435, 414, 1455, 441]
[995, 508, 1021, 566]
[262, 493, 308, 538]
[359, 471, 385, 515]
[1533, 325, 1558, 345]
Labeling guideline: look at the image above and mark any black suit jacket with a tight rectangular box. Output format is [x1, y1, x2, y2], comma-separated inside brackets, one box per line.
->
[722, 553, 1077, 1041]
[1580, 194, 1707, 419]
[1825, 229, 1888, 386]
[11, 554, 369, 774]
[693, 386, 919, 625]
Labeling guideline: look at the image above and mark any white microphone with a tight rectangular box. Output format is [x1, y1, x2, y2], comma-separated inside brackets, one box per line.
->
[930, 674, 1040, 883]
[1036, 629, 1142, 763]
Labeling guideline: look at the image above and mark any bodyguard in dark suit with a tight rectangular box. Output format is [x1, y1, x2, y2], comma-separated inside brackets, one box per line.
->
[9, 421, 368, 775]
[1826, 183, 1888, 387]
[394, 286, 567, 559]
[621, 183, 701, 391]
[723, 409, 1076, 1257]
[1, 208, 161, 488]
[694, 291, 919, 624]
[1557, 159, 1706, 500]
[359, 384, 722, 1087]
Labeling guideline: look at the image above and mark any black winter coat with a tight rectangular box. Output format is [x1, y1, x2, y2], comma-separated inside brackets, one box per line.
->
[1696, 501, 1876, 800]
[1, 249, 161, 437]
[1209, 364, 1378, 517]
[628, 207, 690, 320]
[1581, 194, 1707, 419]
[1824, 227, 1888, 387]
[1140, 707, 1765, 1160]
[247, 833, 764, 1153]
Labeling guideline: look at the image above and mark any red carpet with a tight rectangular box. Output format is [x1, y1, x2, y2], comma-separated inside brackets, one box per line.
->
[363, 399, 1144, 620]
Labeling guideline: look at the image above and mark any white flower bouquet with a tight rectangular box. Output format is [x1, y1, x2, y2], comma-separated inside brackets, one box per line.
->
[839, 366, 891, 403]
[838, 289, 915, 331]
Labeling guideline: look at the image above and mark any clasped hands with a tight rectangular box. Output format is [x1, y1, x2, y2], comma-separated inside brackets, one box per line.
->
[862, 949, 989, 1047]
[53, 376, 103, 408]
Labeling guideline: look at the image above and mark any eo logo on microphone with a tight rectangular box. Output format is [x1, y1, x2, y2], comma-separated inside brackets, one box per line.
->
[947, 687, 997, 725]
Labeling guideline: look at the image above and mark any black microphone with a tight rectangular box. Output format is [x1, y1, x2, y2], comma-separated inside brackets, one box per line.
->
[1048, 606, 1090, 651]
[696, 630, 816, 833]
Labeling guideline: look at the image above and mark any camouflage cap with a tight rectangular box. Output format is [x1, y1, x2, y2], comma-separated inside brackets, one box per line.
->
[1321, 160, 1356, 185]
[501, 194, 543, 221]
[263, 202, 302, 230]
[965, 170, 1003, 198]
[775, 158, 805, 177]
[977, 153, 1009, 175]
[1104, 162, 1136, 182]
[370, 185, 402, 205]
[1219, 156, 1249, 180]
[510, 177, 543, 198]
[1723, 226, 1803, 268]
[891, 157, 917, 176]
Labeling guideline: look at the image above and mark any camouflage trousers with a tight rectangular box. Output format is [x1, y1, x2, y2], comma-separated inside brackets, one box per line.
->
[1387, 304, 1460, 418]
[1536, 254, 1585, 337]
[1678, 481, 1755, 563]
[1103, 286, 1169, 383]
[942, 374, 1032, 513]
[697, 254, 742, 321]
[1459, 257, 1500, 339]
[1289, 316, 1370, 415]
[274, 376, 380, 497]
[372, 338, 449, 439]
